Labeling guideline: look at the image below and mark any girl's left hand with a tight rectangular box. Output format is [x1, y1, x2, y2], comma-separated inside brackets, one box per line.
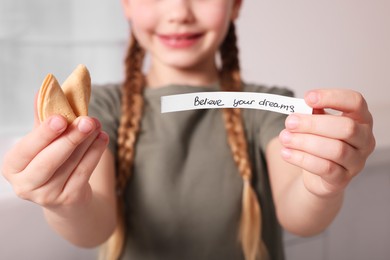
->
[279, 89, 376, 198]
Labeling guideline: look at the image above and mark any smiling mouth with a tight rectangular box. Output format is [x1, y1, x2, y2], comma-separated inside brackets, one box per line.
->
[158, 33, 203, 48]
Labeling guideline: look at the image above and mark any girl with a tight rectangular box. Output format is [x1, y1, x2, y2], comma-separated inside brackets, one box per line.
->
[2, 0, 375, 259]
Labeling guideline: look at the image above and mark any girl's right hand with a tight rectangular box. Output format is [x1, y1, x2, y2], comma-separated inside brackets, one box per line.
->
[1, 112, 109, 210]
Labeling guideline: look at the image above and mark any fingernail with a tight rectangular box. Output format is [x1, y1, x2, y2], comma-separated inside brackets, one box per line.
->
[92, 117, 101, 129]
[286, 115, 300, 129]
[78, 118, 94, 133]
[49, 116, 66, 132]
[306, 91, 319, 104]
[98, 131, 109, 142]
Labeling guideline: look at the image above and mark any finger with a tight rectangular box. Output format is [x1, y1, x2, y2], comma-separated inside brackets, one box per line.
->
[42, 129, 101, 192]
[280, 146, 349, 186]
[42, 119, 102, 191]
[18, 117, 97, 189]
[285, 114, 373, 150]
[61, 132, 109, 201]
[33, 130, 107, 207]
[3, 115, 68, 176]
[304, 89, 373, 124]
[279, 130, 362, 173]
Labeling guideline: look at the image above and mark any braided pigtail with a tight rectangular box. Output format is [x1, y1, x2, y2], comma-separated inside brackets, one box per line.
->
[219, 23, 268, 260]
[99, 33, 145, 260]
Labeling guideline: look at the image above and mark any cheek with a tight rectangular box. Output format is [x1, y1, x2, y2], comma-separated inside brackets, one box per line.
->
[197, 4, 232, 35]
[130, 6, 158, 38]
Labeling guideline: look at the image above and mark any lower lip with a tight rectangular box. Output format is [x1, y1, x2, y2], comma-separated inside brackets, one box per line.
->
[158, 34, 202, 49]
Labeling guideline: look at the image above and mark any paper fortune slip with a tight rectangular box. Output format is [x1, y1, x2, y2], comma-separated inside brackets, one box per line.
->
[161, 92, 313, 115]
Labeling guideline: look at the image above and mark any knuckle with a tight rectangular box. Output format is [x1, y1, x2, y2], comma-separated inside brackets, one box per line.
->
[64, 134, 82, 148]
[34, 190, 60, 207]
[322, 160, 337, 176]
[64, 192, 78, 204]
[63, 124, 90, 148]
[34, 193, 49, 206]
[61, 190, 81, 206]
[320, 160, 330, 174]
[299, 152, 310, 169]
[334, 142, 348, 160]
[73, 164, 91, 181]
[343, 118, 357, 140]
[352, 91, 366, 110]
[14, 185, 32, 201]
[355, 160, 366, 175]
[307, 116, 317, 133]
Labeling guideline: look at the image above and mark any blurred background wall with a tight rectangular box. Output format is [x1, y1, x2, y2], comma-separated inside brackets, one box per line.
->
[0, 0, 389, 259]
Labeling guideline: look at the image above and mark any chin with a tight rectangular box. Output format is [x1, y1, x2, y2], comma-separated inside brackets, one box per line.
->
[162, 59, 203, 71]
[164, 53, 214, 70]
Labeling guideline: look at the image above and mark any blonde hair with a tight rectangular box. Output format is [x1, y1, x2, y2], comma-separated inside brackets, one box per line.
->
[99, 33, 145, 260]
[219, 23, 268, 260]
[100, 22, 267, 260]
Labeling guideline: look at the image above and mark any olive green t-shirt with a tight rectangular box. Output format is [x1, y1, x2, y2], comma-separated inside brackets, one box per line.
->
[89, 83, 293, 260]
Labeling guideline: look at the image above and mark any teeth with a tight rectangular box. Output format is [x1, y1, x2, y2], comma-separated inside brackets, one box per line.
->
[37, 65, 91, 124]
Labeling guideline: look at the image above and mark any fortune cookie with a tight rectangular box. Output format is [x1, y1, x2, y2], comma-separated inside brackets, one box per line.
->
[37, 64, 91, 124]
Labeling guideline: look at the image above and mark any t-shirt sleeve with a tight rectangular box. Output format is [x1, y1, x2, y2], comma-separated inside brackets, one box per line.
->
[88, 84, 121, 156]
[259, 87, 294, 152]
[242, 84, 294, 153]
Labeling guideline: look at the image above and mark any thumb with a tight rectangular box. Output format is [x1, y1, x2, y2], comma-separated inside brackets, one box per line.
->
[304, 89, 372, 124]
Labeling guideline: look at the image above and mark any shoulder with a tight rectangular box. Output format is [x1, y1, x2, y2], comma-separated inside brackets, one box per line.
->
[89, 83, 122, 121]
[240, 82, 294, 151]
[240, 81, 295, 121]
[90, 83, 122, 108]
[89, 83, 122, 155]
[242, 82, 294, 97]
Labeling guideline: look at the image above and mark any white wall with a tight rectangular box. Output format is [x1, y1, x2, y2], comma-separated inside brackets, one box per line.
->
[237, 0, 390, 149]
[0, 0, 128, 137]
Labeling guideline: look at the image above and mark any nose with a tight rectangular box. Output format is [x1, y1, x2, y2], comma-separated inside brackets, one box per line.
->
[168, 0, 195, 24]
